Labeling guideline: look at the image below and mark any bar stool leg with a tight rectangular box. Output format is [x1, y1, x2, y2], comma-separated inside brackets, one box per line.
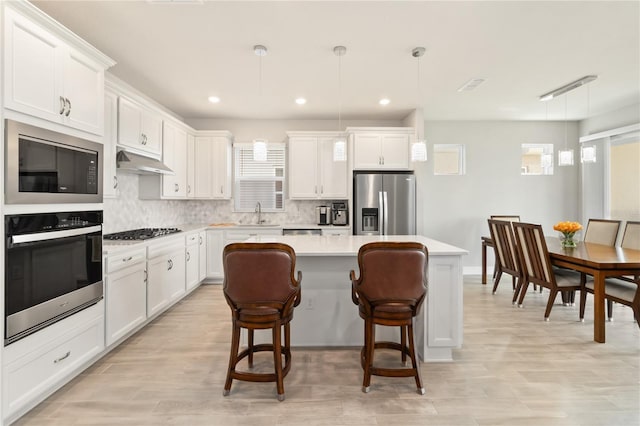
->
[223, 320, 241, 396]
[248, 329, 255, 368]
[273, 321, 285, 401]
[400, 325, 407, 366]
[362, 318, 375, 393]
[407, 322, 425, 395]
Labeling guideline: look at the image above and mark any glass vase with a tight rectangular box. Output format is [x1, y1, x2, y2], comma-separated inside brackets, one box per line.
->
[560, 233, 577, 248]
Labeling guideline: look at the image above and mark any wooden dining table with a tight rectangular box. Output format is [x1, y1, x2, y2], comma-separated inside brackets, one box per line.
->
[480, 235, 640, 343]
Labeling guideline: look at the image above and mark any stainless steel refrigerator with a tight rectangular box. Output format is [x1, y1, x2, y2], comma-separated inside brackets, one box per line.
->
[353, 171, 416, 235]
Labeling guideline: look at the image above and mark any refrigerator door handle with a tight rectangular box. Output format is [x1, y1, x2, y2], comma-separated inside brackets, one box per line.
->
[378, 191, 384, 235]
[383, 191, 389, 235]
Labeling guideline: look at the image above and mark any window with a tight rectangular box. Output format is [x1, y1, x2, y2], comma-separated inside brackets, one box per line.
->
[521, 143, 553, 175]
[434, 144, 465, 175]
[233, 143, 285, 212]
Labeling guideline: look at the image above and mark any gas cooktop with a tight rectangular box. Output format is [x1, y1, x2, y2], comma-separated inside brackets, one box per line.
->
[103, 228, 182, 241]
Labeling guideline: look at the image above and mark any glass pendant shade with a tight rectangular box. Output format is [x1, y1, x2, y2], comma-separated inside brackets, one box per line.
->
[411, 139, 427, 162]
[558, 149, 574, 166]
[333, 138, 347, 162]
[581, 145, 597, 163]
[253, 139, 268, 162]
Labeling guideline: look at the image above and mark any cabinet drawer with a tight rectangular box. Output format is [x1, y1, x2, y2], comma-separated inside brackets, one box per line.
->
[106, 247, 146, 274]
[147, 237, 185, 259]
[3, 313, 104, 416]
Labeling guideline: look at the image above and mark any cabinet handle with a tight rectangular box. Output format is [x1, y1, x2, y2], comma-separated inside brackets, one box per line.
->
[382, 156, 384, 165]
[167, 259, 173, 270]
[320, 185, 323, 194]
[187, 184, 191, 194]
[144, 134, 148, 144]
[186, 252, 191, 261]
[59, 96, 66, 115]
[220, 185, 223, 194]
[199, 236, 203, 245]
[314, 185, 318, 194]
[144, 269, 148, 283]
[54, 351, 71, 364]
[122, 256, 133, 263]
[65, 98, 71, 116]
[114, 176, 118, 189]
[174, 183, 179, 192]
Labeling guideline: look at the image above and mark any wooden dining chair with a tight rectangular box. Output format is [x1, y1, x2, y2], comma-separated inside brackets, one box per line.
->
[222, 243, 302, 401]
[580, 221, 640, 327]
[583, 219, 622, 246]
[512, 222, 582, 320]
[488, 215, 520, 280]
[487, 219, 521, 296]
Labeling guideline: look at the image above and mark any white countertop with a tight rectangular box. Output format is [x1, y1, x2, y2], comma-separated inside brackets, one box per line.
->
[243, 234, 468, 257]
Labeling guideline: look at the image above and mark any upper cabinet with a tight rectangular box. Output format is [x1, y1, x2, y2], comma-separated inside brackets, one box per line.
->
[288, 132, 348, 200]
[349, 127, 413, 170]
[117, 96, 163, 157]
[103, 89, 119, 198]
[161, 121, 188, 198]
[3, 3, 114, 136]
[193, 132, 233, 199]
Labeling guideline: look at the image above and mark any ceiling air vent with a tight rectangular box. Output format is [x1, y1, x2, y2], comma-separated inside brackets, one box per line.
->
[457, 78, 486, 92]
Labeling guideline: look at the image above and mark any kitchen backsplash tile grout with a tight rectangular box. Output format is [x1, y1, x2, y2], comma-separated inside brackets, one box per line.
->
[103, 173, 341, 233]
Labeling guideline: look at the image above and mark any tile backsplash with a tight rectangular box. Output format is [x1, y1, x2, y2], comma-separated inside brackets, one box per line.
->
[103, 173, 341, 233]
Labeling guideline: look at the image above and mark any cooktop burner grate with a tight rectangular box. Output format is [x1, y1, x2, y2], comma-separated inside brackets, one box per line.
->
[104, 228, 182, 241]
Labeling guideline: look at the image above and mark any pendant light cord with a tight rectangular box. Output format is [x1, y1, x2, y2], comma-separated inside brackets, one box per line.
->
[564, 94, 568, 149]
[338, 52, 342, 131]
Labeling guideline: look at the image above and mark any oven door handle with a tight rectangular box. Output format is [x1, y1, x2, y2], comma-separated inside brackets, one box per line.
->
[11, 225, 102, 244]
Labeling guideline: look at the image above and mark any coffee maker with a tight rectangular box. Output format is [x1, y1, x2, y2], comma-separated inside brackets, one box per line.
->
[331, 202, 348, 226]
[316, 206, 332, 225]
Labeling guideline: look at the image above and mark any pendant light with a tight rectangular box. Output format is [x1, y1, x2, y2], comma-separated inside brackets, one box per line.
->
[581, 84, 597, 163]
[332, 45, 347, 162]
[411, 47, 427, 162]
[558, 94, 574, 166]
[253, 44, 268, 162]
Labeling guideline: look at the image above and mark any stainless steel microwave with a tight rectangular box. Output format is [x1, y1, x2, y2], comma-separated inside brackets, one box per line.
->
[4, 120, 103, 204]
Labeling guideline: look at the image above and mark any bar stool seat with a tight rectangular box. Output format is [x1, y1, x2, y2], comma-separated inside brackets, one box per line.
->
[222, 243, 301, 401]
[350, 242, 428, 395]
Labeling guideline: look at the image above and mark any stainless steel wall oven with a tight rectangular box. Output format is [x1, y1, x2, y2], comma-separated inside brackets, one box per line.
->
[5, 211, 103, 345]
[4, 119, 103, 204]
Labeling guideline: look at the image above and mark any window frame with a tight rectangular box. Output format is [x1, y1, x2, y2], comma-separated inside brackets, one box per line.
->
[233, 142, 286, 213]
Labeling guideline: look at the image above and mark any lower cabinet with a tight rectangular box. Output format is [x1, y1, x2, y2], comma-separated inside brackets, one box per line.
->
[198, 231, 207, 282]
[2, 302, 105, 422]
[206, 229, 225, 281]
[185, 233, 199, 291]
[147, 238, 186, 317]
[105, 247, 147, 347]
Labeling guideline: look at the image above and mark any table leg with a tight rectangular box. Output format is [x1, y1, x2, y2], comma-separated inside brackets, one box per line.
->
[481, 241, 487, 285]
[592, 270, 605, 343]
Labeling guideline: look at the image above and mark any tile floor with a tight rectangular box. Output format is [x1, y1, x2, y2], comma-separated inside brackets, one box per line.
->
[14, 276, 640, 425]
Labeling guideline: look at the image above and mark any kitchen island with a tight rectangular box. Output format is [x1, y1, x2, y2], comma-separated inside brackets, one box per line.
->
[244, 234, 468, 362]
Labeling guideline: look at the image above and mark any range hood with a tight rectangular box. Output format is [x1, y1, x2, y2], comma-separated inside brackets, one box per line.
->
[116, 150, 174, 175]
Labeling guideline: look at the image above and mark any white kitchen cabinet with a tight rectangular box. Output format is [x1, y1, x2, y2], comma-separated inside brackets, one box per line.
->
[185, 233, 200, 291]
[2, 302, 104, 422]
[322, 228, 351, 236]
[161, 121, 188, 198]
[350, 127, 412, 170]
[288, 132, 348, 200]
[3, 5, 113, 136]
[104, 247, 147, 347]
[206, 229, 225, 281]
[103, 89, 119, 198]
[186, 133, 196, 198]
[117, 96, 162, 156]
[198, 231, 207, 282]
[194, 132, 233, 199]
[147, 238, 186, 317]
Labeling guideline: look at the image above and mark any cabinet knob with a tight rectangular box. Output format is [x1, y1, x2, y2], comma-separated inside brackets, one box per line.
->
[65, 98, 71, 116]
[59, 96, 66, 115]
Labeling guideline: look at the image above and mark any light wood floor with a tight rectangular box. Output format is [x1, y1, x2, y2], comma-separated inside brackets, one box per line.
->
[15, 276, 640, 425]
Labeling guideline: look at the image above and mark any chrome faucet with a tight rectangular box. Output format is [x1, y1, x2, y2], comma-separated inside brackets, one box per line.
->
[255, 201, 263, 224]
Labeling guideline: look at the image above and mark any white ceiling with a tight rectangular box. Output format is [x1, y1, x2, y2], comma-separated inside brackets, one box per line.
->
[32, 0, 640, 122]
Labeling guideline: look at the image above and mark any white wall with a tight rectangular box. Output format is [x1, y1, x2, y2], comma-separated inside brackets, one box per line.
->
[416, 120, 580, 272]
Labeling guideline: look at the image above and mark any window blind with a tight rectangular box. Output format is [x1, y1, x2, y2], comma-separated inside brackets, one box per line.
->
[234, 144, 285, 211]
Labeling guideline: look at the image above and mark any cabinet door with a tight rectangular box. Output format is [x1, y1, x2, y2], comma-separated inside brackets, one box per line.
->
[206, 230, 224, 280]
[186, 134, 196, 198]
[198, 231, 207, 282]
[194, 136, 213, 198]
[141, 109, 163, 155]
[105, 262, 146, 346]
[162, 123, 187, 198]
[166, 249, 186, 303]
[103, 90, 118, 198]
[289, 137, 319, 199]
[147, 255, 170, 317]
[3, 8, 63, 122]
[353, 134, 382, 169]
[212, 137, 231, 199]
[380, 134, 409, 169]
[318, 137, 348, 199]
[186, 242, 199, 291]
[117, 97, 142, 148]
[62, 48, 104, 135]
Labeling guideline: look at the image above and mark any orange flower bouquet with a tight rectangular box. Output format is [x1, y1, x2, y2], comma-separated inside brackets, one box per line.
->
[553, 221, 582, 248]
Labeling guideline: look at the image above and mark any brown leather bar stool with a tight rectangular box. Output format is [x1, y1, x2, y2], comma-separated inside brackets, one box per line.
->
[222, 243, 302, 401]
[350, 242, 428, 395]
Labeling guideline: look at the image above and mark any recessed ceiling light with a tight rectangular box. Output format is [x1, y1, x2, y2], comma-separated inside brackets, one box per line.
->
[208, 96, 220, 104]
[295, 98, 306, 105]
[457, 78, 486, 92]
[379, 98, 390, 106]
